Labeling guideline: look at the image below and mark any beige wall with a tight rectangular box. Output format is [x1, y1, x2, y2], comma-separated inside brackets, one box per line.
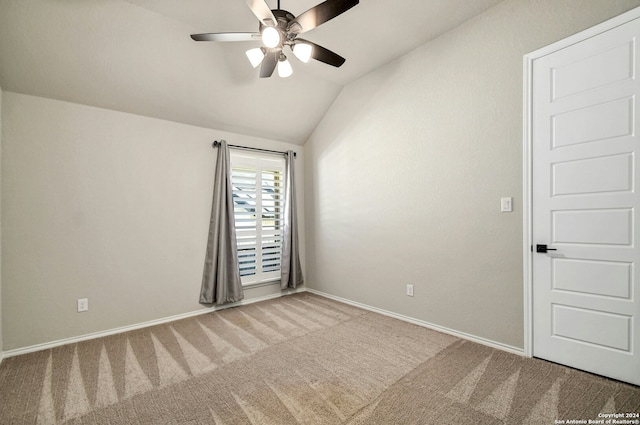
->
[304, 0, 640, 349]
[1, 92, 305, 351]
[0, 84, 3, 359]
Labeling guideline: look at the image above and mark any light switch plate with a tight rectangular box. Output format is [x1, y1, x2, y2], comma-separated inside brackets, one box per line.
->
[501, 197, 513, 212]
[406, 284, 414, 297]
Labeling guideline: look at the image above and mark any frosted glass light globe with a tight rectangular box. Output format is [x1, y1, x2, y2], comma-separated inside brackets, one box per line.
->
[277, 57, 293, 78]
[293, 43, 312, 63]
[261, 26, 280, 48]
[245, 48, 265, 68]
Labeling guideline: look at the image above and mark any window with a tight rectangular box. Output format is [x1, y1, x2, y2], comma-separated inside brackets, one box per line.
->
[230, 151, 285, 285]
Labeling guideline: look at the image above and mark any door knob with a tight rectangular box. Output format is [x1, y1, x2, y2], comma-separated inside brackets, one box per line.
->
[536, 244, 557, 253]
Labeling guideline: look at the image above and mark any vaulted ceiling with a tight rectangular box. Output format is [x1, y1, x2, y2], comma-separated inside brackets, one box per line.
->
[0, 0, 503, 144]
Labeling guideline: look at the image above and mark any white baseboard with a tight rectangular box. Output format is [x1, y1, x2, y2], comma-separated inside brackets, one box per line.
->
[2, 287, 306, 359]
[2, 287, 523, 360]
[307, 288, 525, 356]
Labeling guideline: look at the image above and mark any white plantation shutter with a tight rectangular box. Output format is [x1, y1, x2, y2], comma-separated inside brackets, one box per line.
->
[230, 152, 285, 285]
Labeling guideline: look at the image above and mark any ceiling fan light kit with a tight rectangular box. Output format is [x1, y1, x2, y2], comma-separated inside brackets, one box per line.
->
[277, 54, 293, 78]
[191, 0, 359, 78]
[261, 25, 281, 48]
[292, 43, 312, 63]
[245, 47, 266, 68]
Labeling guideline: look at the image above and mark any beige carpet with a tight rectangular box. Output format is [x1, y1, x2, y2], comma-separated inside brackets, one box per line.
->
[0, 292, 638, 424]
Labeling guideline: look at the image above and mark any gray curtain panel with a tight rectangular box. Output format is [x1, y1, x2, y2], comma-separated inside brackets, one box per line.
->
[200, 140, 244, 305]
[280, 151, 304, 289]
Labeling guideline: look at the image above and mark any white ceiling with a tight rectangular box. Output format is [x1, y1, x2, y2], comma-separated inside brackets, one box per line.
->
[0, 0, 504, 145]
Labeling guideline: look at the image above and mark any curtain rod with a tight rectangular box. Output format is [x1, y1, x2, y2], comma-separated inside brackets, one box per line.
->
[212, 140, 296, 157]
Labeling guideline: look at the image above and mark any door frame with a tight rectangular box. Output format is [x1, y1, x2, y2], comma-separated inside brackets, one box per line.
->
[522, 6, 640, 358]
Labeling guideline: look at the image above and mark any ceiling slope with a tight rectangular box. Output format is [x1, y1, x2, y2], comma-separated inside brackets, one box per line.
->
[0, 0, 503, 144]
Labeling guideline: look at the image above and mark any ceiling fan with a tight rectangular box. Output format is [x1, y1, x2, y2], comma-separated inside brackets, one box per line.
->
[190, 0, 359, 78]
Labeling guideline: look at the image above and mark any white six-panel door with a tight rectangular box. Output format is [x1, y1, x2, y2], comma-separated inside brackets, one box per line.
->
[530, 14, 640, 386]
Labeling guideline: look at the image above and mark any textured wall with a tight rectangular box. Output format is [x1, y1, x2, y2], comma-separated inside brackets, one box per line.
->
[1, 93, 305, 351]
[0, 84, 3, 358]
[303, 0, 640, 349]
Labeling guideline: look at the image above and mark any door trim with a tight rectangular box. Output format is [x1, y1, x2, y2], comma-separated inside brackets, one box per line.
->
[522, 6, 640, 358]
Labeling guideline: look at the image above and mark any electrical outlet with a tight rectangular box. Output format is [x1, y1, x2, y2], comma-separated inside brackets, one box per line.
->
[406, 284, 414, 297]
[77, 298, 89, 312]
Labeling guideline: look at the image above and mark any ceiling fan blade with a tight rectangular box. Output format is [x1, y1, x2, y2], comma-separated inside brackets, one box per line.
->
[260, 51, 278, 78]
[191, 32, 260, 42]
[288, 0, 358, 34]
[246, 0, 277, 26]
[297, 39, 346, 67]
